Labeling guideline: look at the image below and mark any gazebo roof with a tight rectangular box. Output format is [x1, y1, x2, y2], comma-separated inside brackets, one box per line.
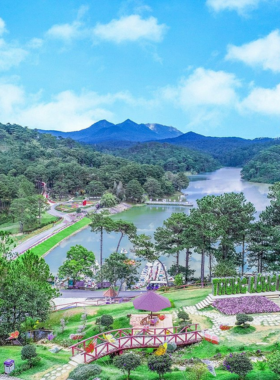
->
[133, 291, 171, 312]
[103, 288, 118, 297]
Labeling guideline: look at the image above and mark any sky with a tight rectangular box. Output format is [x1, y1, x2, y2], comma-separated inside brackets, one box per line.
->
[1, 0, 280, 138]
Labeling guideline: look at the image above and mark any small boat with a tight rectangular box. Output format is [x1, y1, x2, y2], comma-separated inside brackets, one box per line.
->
[120, 248, 128, 254]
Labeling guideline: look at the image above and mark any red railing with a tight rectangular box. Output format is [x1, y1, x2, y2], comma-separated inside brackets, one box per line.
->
[70, 324, 204, 363]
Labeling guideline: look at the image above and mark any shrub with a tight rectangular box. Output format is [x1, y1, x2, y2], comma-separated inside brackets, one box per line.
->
[148, 354, 172, 379]
[177, 310, 190, 322]
[225, 278, 233, 295]
[167, 342, 177, 352]
[113, 353, 141, 380]
[185, 363, 208, 380]
[21, 345, 37, 365]
[268, 350, 280, 376]
[235, 314, 254, 328]
[68, 364, 102, 380]
[223, 352, 253, 379]
[174, 274, 183, 286]
[240, 277, 248, 294]
[100, 314, 114, 329]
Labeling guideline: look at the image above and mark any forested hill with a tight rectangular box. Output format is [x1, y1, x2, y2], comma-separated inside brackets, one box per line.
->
[0, 123, 193, 225]
[241, 145, 280, 183]
[96, 142, 220, 173]
[162, 132, 277, 166]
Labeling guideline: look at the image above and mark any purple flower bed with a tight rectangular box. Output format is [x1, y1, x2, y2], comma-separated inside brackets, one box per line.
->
[213, 296, 280, 315]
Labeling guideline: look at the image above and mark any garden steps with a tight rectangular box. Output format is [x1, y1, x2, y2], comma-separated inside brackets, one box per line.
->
[196, 294, 214, 310]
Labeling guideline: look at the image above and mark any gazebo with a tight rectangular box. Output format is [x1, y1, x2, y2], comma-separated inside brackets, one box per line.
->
[133, 291, 171, 326]
[103, 287, 118, 303]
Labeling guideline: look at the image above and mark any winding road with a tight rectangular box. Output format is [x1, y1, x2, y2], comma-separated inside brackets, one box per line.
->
[12, 203, 83, 255]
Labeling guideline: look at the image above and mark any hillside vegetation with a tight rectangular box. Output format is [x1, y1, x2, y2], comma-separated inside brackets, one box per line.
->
[242, 145, 280, 183]
[0, 123, 196, 227]
[97, 142, 220, 173]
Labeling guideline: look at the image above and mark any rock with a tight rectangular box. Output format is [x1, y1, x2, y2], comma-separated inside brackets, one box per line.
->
[49, 346, 61, 353]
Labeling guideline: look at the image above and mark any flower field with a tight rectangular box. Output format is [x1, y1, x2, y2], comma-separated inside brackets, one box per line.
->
[213, 296, 280, 315]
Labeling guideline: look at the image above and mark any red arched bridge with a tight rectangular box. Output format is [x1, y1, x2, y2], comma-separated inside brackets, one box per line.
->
[70, 324, 204, 363]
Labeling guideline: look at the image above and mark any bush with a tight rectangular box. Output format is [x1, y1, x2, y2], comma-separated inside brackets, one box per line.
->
[178, 310, 190, 323]
[233, 326, 256, 334]
[223, 352, 253, 379]
[60, 338, 73, 347]
[68, 364, 102, 380]
[113, 353, 141, 379]
[235, 313, 253, 328]
[100, 314, 114, 329]
[185, 363, 208, 380]
[21, 345, 37, 364]
[268, 350, 280, 376]
[148, 354, 172, 379]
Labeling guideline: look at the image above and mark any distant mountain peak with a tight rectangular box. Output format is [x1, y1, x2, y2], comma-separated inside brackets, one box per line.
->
[38, 119, 183, 143]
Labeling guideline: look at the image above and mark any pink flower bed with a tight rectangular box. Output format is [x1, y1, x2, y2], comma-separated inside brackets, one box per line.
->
[213, 296, 280, 315]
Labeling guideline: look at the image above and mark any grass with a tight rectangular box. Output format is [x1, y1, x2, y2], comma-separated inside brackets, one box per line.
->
[0, 346, 70, 379]
[30, 217, 91, 257]
[44, 288, 211, 346]
[1, 288, 280, 379]
[232, 326, 256, 335]
[0, 212, 59, 234]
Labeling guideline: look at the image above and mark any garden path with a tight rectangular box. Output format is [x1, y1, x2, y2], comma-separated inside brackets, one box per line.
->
[39, 363, 75, 380]
[174, 303, 280, 336]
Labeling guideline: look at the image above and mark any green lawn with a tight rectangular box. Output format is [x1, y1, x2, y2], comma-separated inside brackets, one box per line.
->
[1, 288, 279, 379]
[30, 217, 91, 257]
[0, 212, 59, 234]
[0, 346, 70, 379]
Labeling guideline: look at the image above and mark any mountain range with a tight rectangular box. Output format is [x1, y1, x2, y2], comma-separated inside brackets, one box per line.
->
[38, 119, 182, 143]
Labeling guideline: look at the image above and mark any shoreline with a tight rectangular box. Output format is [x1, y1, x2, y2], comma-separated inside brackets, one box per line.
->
[33, 202, 135, 258]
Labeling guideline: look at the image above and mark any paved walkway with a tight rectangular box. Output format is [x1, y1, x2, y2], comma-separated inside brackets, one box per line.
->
[0, 375, 21, 380]
[40, 363, 75, 380]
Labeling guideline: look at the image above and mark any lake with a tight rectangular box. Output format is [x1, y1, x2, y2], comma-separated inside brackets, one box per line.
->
[45, 168, 270, 275]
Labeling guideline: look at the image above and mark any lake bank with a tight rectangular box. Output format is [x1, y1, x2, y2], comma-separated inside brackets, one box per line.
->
[44, 168, 270, 275]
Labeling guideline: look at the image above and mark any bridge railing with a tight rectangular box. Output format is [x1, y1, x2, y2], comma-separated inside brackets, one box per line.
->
[70, 324, 203, 363]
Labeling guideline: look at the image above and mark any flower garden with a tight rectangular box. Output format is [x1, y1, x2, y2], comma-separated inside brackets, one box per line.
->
[3, 288, 280, 379]
[213, 296, 280, 315]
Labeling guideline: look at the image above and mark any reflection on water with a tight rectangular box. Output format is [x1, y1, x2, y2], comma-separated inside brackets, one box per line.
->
[45, 168, 270, 275]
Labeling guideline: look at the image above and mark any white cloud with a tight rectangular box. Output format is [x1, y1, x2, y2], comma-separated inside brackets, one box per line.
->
[0, 39, 28, 71]
[207, 0, 264, 13]
[0, 17, 7, 36]
[0, 83, 150, 131]
[0, 17, 28, 70]
[0, 83, 25, 114]
[27, 38, 43, 49]
[162, 68, 240, 108]
[241, 84, 280, 115]
[226, 30, 280, 73]
[46, 21, 84, 42]
[46, 5, 89, 42]
[93, 15, 167, 43]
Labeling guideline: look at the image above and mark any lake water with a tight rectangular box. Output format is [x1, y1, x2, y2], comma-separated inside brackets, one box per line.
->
[45, 168, 270, 276]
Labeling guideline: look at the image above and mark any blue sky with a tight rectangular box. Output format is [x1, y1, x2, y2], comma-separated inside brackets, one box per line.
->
[1, 0, 280, 138]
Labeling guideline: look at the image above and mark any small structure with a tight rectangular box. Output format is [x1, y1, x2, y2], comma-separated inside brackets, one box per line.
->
[4, 359, 15, 374]
[103, 287, 118, 304]
[133, 291, 171, 325]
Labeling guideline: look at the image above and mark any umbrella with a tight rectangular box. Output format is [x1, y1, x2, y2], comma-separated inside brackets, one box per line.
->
[133, 291, 171, 317]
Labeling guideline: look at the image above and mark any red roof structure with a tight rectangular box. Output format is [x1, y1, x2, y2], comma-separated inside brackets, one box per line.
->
[103, 288, 118, 298]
